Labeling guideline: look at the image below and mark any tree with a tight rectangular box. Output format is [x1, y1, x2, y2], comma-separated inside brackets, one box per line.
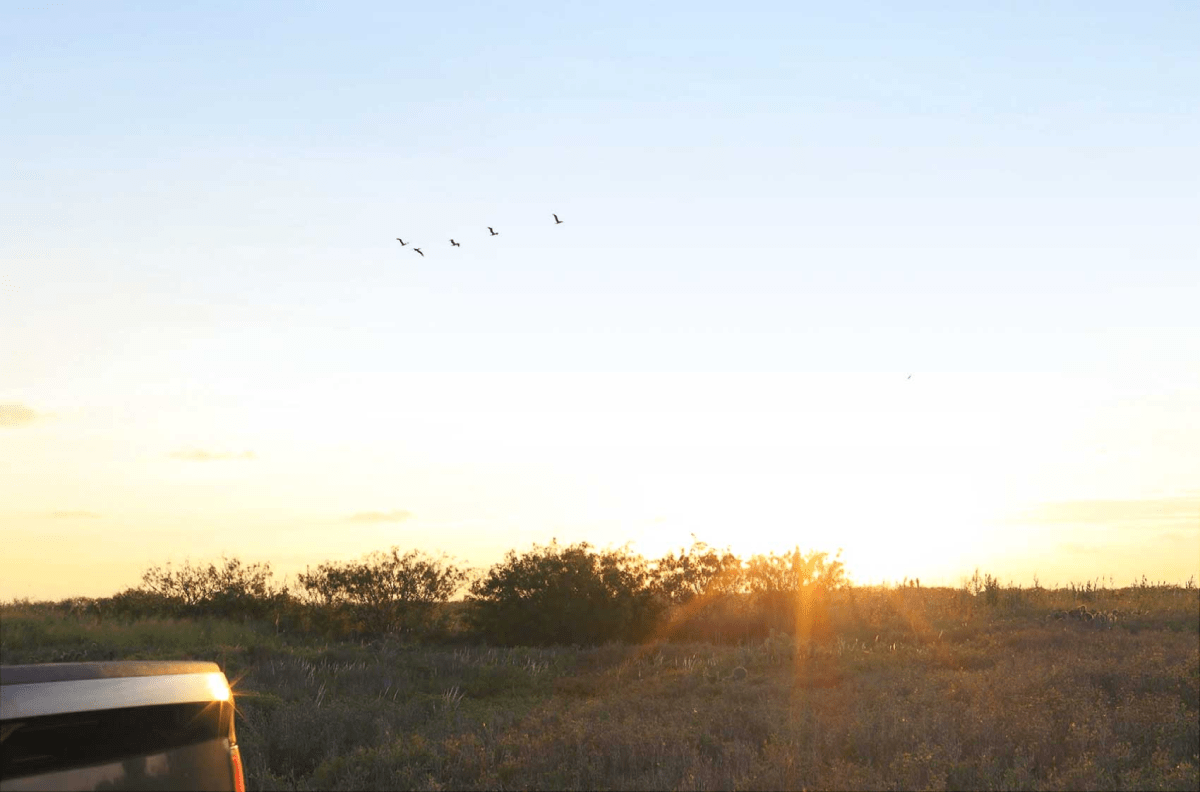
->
[743, 547, 848, 639]
[295, 548, 467, 638]
[139, 555, 284, 619]
[652, 537, 744, 605]
[467, 540, 661, 646]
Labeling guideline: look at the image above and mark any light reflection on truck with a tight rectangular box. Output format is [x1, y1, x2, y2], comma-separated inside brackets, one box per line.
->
[1, 661, 245, 792]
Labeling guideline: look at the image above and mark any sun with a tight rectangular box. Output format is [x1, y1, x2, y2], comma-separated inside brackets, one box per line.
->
[618, 437, 1010, 587]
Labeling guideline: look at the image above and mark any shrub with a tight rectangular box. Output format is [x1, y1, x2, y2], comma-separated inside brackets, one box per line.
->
[295, 548, 467, 640]
[652, 538, 743, 606]
[649, 544, 850, 644]
[467, 541, 661, 646]
[98, 588, 175, 619]
[137, 555, 287, 620]
[741, 547, 848, 640]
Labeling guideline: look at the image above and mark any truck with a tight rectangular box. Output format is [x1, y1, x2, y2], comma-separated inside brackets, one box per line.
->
[0, 661, 245, 792]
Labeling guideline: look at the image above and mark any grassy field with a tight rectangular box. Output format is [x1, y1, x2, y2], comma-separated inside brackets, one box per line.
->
[2, 583, 1197, 791]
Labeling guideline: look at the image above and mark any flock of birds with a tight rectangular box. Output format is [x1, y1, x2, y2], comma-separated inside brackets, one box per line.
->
[394, 214, 915, 381]
[397, 214, 564, 257]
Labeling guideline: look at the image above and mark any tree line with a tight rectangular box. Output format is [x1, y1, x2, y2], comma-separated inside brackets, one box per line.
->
[59, 539, 849, 646]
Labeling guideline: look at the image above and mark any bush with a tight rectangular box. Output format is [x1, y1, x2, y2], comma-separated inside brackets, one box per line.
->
[740, 547, 847, 641]
[653, 538, 743, 606]
[137, 556, 287, 621]
[98, 588, 175, 620]
[467, 541, 661, 646]
[295, 548, 468, 640]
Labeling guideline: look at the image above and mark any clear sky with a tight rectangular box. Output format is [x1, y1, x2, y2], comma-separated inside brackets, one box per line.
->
[2, 1, 1198, 600]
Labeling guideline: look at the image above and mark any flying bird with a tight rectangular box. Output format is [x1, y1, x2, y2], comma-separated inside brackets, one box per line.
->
[553, 214, 563, 224]
[414, 248, 424, 257]
[396, 238, 408, 246]
[450, 239, 460, 247]
[488, 227, 499, 236]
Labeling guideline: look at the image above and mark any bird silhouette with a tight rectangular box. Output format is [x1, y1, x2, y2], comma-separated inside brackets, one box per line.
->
[396, 238, 408, 246]
[553, 214, 563, 224]
[488, 227, 499, 236]
[450, 239, 460, 247]
[414, 248, 424, 257]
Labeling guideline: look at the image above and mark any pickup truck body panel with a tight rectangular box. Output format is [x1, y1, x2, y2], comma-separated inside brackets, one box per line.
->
[0, 739, 233, 792]
[2, 674, 230, 720]
[1, 662, 240, 792]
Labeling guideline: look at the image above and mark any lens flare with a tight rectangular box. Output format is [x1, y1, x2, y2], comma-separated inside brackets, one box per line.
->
[206, 672, 231, 702]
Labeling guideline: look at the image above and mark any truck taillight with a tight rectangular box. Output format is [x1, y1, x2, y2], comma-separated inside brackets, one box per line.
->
[230, 743, 246, 792]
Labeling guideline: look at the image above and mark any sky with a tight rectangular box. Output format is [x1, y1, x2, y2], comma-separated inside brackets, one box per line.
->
[2, 1, 1198, 600]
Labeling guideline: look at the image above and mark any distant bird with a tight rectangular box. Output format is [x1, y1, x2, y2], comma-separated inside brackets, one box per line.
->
[488, 227, 499, 236]
[907, 374, 912, 379]
[450, 239, 460, 247]
[396, 238, 408, 246]
[553, 214, 563, 224]
[414, 248, 424, 257]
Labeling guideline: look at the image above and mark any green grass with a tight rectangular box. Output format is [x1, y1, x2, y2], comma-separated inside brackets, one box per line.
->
[3, 584, 1197, 791]
[0, 600, 283, 664]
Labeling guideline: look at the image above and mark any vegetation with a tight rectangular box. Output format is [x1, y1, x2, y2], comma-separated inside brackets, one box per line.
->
[295, 548, 469, 640]
[466, 540, 661, 646]
[2, 547, 1197, 791]
[138, 555, 287, 620]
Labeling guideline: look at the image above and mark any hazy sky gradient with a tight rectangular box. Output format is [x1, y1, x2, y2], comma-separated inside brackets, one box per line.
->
[3, 2, 1197, 599]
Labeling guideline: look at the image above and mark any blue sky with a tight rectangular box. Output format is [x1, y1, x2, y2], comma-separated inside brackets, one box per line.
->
[2, 2, 1197, 598]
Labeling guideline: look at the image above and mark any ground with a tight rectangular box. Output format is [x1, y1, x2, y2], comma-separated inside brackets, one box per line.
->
[2, 585, 1197, 791]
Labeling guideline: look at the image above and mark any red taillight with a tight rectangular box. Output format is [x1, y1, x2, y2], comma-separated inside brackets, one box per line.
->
[230, 743, 246, 792]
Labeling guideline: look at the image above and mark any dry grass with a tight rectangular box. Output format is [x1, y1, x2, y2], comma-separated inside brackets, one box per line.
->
[3, 583, 1197, 791]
